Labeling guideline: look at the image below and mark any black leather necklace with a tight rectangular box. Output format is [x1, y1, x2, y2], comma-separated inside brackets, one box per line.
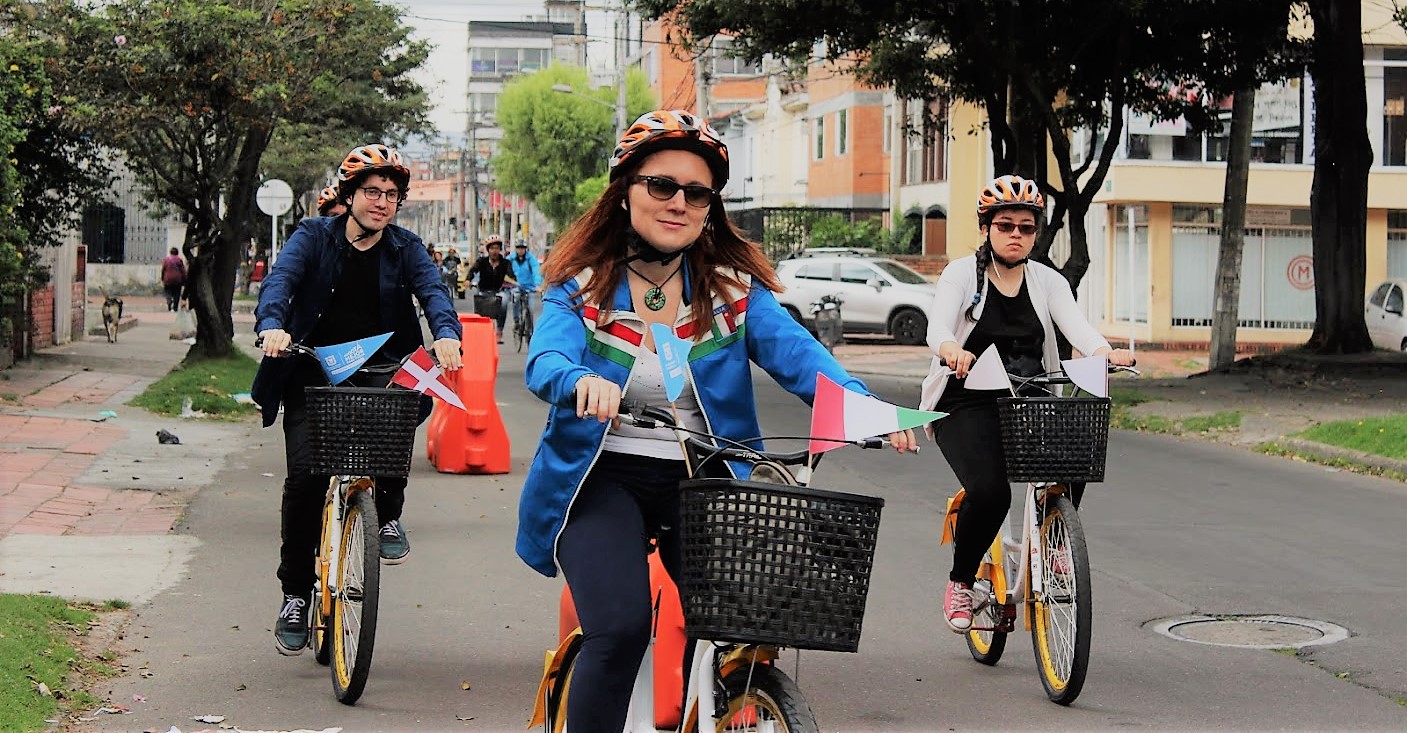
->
[628, 264, 682, 311]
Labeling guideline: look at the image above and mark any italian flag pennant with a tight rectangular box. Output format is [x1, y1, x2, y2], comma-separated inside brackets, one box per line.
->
[809, 373, 946, 455]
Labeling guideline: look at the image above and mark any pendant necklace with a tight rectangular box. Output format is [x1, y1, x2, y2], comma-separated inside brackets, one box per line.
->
[628, 264, 682, 311]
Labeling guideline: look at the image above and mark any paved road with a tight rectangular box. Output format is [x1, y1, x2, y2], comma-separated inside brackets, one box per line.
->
[81, 343, 1407, 732]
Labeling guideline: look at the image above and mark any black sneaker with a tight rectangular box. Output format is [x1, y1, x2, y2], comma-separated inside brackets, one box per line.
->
[274, 594, 309, 655]
[380, 519, 410, 564]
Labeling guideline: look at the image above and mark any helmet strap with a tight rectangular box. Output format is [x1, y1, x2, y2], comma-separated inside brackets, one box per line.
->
[347, 212, 382, 243]
[620, 227, 690, 266]
[983, 236, 1029, 269]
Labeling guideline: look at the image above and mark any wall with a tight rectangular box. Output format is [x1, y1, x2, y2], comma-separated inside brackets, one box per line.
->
[29, 286, 54, 350]
[87, 263, 164, 294]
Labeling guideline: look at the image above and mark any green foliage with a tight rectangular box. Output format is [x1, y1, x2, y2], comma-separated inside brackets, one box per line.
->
[1181, 411, 1242, 433]
[0, 594, 98, 732]
[1296, 415, 1407, 460]
[493, 65, 655, 227]
[808, 215, 876, 250]
[574, 173, 608, 218]
[129, 350, 260, 418]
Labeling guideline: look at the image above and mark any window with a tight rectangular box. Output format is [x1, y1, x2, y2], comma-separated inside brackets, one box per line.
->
[873, 260, 928, 285]
[837, 110, 848, 156]
[1384, 49, 1407, 166]
[838, 262, 876, 285]
[522, 48, 549, 72]
[903, 99, 947, 184]
[815, 117, 825, 160]
[470, 93, 498, 118]
[1370, 283, 1390, 307]
[711, 37, 762, 77]
[1388, 285, 1405, 314]
[470, 48, 496, 74]
[882, 110, 892, 153]
[470, 47, 550, 77]
[794, 263, 834, 281]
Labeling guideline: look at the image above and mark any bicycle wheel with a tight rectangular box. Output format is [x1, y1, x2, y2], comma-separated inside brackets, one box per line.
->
[1030, 494, 1091, 705]
[311, 491, 336, 666]
[330, 487, 381, 705]
[966, 573, 1007, 665]
[712, 664, 820, 733]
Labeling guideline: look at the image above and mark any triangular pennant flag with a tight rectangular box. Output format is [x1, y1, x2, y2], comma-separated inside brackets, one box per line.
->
[314, 333, 393, 385]
[964, 344, 1013, 392]
[809, 373, 947, 455]
[650, 323, 692, 403]
[391, 346, 466, 411]
[1061, 354, 1109, 397]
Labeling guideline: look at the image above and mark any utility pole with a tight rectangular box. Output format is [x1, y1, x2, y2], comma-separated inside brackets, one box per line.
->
[615, 3, 629, 137]
[694, 36, 711, 119]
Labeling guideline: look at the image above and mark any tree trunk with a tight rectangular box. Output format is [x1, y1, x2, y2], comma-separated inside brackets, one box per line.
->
[184, 216, 233, 359]
[1209, 86, 1256, 370]
[1306, 0, 1374, 354]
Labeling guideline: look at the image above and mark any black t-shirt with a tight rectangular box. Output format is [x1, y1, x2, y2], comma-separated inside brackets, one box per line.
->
[472, 255, 511, 291]
[939, 277, 1045, 410]
[288, 242, 386, 400]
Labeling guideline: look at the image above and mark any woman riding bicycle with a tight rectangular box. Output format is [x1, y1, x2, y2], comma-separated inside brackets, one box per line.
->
[920, 174, 1134, 634]
[516, 109, 916, 731]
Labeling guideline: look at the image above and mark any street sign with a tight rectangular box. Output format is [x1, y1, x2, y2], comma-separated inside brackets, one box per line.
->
[256, 179, 294, 216]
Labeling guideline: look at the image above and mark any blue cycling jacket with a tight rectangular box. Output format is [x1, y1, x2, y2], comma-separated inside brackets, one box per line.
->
[516, 262, 870, 577]
[509, 251, 543, 291]
[251, 215, 461, 427]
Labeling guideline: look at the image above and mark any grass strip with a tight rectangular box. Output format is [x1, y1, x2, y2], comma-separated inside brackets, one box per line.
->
[129, 351, 259, 418]
[0, 594, 106, 732]
[1294, 415, 1407, 460]
[1256, 442, 1407, 483]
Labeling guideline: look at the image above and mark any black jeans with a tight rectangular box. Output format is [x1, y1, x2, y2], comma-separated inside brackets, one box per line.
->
[276, 390, 406, 598]
[163, 284, 182, 311]
[556, 452, 687, 733]
[934, 402, 1011, 585]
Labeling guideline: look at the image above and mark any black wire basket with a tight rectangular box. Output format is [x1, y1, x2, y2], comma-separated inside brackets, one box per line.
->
[302, 387, 421, 477]
[997, 396, 1112, 483]
[679, 478, 884, 653]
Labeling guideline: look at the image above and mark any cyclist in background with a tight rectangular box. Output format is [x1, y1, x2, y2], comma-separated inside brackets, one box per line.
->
[516, 109, 917, 731]
[508, 239, 542, 327]
[315, 185, 346, 217]
[252, 143, 463, 656]
[470, 234, 512, 343]
[918, 174, 1134, 634]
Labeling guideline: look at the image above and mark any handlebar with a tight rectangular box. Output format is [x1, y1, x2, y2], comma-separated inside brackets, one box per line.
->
[253, 336, 430, 377]
[937, 357, 1140, 386]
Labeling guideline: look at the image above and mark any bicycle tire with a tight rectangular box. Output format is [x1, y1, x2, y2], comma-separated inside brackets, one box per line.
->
[965, 573, 1007, 665]
[330, 487, 381, 705]
[311, 490, 336, 666]
[711, 663, 821, 733]
[1030, 494, 1091, 705]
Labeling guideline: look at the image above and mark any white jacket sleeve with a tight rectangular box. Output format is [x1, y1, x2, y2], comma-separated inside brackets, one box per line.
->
[1044, 269, 1111, 357]
[926, 262, 971, 357]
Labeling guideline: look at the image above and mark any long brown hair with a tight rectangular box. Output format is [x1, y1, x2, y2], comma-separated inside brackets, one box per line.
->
[543, 166, 781, 332]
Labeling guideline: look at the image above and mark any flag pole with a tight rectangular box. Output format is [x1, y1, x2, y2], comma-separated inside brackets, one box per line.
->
[668, 401, 694, 476]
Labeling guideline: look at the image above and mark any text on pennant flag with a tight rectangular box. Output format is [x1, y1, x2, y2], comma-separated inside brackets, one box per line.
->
[391, 347, 466, 411]
[649, 323, 692, 403]
[314, 333, 393, 385]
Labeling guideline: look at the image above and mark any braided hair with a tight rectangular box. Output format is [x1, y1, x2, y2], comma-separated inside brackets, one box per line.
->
[964, 241, 994, 322]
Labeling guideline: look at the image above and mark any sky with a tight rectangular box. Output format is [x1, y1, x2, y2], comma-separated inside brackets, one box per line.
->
[390, 0, 614, 137]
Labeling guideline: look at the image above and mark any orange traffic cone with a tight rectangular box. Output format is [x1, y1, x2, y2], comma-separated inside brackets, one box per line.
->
[425, 313, 511, 474]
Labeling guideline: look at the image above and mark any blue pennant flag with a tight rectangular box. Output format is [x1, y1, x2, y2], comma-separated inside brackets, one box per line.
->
[650, 323, 692, 403]
[314, 333, 393, 385]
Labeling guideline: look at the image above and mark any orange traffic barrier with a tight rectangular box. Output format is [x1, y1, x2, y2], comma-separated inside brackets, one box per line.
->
[425, 313, 511, 474]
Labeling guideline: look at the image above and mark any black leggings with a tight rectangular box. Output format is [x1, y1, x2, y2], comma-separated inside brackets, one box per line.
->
[557, 452, 687, 733]
[276, 392, 406, 597]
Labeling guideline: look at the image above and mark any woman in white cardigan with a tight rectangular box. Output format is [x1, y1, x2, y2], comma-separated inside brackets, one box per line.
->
[920, 175, 1134, 634]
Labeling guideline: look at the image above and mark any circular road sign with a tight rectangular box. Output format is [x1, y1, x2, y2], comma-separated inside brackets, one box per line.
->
[256, 179, 294, 216]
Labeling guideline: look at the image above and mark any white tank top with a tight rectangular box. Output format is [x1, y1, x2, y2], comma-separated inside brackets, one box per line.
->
[602, 349, 706, 460]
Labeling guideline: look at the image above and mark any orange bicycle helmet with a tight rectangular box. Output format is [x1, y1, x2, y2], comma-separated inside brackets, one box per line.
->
[609, 109, 729, 188]
[338, 143, 409, 182]
[315, 185, 339, 214]
[976, 174, 1045, 218]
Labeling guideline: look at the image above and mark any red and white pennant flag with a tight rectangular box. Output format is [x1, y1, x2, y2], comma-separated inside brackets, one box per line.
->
[391, 347, 466, 411]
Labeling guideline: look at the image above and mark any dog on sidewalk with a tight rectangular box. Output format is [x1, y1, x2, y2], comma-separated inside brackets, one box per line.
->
[100, 291, 124, 343]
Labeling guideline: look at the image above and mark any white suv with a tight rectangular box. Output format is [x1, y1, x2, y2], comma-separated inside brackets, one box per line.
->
[775, 249, 933, 345]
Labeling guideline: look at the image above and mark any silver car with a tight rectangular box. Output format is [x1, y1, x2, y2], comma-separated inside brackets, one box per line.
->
[775, 250, 932, 345]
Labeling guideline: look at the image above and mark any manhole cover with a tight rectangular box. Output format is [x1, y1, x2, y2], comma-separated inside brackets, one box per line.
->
[1148, 615, 1349, 649]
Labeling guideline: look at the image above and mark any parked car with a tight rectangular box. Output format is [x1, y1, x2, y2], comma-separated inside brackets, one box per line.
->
[775, 249, 932, 345]
[1365, 278, 1407, 351]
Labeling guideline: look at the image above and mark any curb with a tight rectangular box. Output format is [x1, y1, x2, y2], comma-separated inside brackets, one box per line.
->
[1271, 437, 1407, 477]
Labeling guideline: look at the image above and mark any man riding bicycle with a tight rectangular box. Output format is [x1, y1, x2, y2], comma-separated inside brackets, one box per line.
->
[252, 143, 463, 656]
[507, 239, 542, 326]
[470, 234, 513, 343]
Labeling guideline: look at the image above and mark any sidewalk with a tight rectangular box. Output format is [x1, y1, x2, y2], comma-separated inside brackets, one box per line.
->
[0, 297, 256, 602]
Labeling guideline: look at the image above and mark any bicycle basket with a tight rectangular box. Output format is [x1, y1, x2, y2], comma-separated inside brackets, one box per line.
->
[302, 387, 421, 477]
[679, 478, 884, 653]
[996, 396, 1111, 483]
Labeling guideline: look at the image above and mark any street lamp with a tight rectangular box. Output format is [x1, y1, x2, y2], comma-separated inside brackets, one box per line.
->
[551, 84, 627, 138]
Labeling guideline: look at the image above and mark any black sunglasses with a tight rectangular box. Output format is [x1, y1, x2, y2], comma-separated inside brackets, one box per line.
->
[991, 221, 1039, 236]
[632, 175, 715, 208]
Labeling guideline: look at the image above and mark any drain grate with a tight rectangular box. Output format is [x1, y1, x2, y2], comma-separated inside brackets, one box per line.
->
[1148, 614, 1349, 649]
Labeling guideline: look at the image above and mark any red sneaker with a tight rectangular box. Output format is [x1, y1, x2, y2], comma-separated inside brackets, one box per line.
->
[944, 581, 974, 633]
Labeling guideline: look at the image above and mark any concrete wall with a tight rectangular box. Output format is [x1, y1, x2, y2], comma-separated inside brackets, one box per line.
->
[87, 263, 166, 295]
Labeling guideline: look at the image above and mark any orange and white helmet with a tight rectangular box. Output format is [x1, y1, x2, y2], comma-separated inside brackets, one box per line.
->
[609, 109, 729, 188]
[315, 185, 339, 214]
[976, 174, 1045, 218]
[337, 143, 410, 184]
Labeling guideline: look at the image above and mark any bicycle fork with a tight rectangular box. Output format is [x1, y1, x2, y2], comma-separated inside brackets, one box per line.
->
[317, 478, 374, 631]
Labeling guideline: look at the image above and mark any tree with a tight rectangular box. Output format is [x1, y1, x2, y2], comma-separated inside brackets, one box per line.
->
[636, 0, 1305, 292]
[1301, 0, 1374, 354]
[27, 0, 431, 358]
[493, 64, 655, 228]
[1209, 88, 1255, 370]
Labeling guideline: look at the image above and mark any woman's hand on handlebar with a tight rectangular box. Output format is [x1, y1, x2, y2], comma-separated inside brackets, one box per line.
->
[885, 428, 919, 454]
[575, 374, 621, 425]
[433, 338, 463, 371]
[937, 341, 975, 378]
[258, 329, 292, 357]
[1098, 347, 1137, 367]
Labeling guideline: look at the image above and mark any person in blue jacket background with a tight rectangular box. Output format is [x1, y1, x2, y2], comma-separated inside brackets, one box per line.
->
[517, 110, 917, 730]
[507, 239, 542, 326]
[252, 144, 462, 656]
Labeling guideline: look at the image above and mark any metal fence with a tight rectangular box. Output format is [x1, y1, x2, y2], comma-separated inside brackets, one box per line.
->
[727, 206, 913, 261]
